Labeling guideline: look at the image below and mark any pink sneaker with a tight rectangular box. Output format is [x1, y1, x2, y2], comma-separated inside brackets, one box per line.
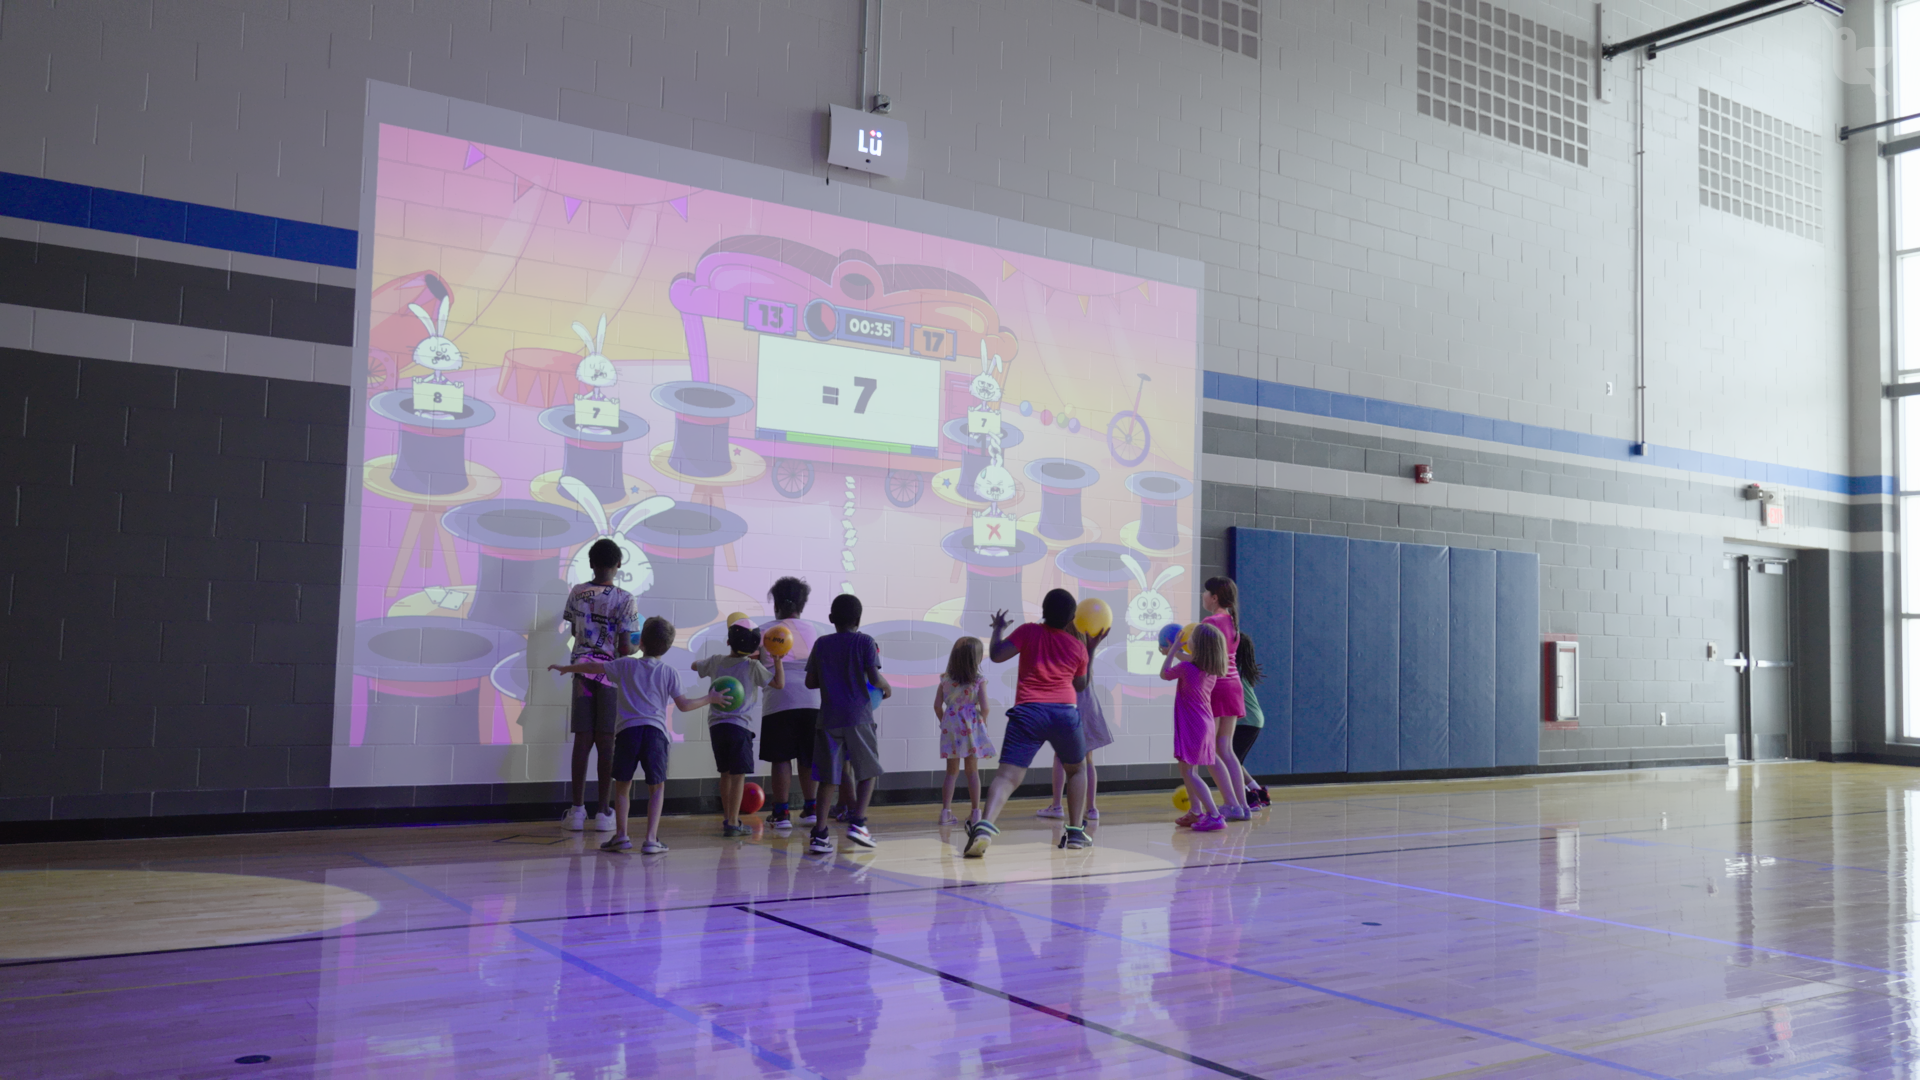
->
[1174, 811, 1200, 828]
[1191, 813, 1226, 832]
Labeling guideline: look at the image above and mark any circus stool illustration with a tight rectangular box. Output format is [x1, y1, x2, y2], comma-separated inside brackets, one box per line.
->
[531, 405, 656, 511]
[935, 417, 1026, 508]
[1055, 542, 1135, 616]
[442, 499, 597, 634]
[352, 616, 523, 747]
[865, 619, 963, 715]
[940, 526, 1048, 641]
[364, 391, 501, 598]
[495, 347, 592, 407]
[620, 502, 750, 628]
[1018, 458, 1102, 547]
[648, 382, 763, 571]
[1122, 471, 1195, 559]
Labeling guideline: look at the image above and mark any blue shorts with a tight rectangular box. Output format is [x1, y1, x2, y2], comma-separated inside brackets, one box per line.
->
[999, 702, 1085, 769]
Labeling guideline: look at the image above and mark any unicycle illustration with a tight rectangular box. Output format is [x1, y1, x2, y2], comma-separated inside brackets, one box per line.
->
[1106, 373, 1153, 467]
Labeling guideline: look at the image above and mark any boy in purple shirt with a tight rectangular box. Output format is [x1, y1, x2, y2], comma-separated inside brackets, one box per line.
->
[803, 593, 892, 853]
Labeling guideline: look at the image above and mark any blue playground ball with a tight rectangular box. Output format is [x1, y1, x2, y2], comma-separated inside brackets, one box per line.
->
[1158, 622, 1183, 650]
[868, 684, 885, 710]
[1019, 400, 1033, 416]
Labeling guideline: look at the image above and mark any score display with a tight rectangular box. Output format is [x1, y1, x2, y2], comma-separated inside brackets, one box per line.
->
[754, 334, 941, 451]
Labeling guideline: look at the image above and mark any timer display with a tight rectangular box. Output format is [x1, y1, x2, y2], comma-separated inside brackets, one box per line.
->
[803, 299, 905, 348]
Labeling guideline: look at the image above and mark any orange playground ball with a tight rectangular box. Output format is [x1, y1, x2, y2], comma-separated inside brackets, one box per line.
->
[763, 624, 794, 657]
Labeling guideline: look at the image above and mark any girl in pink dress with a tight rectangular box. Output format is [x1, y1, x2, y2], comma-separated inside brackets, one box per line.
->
[934, 636, 996, 825]
[1162, 621, 1228, 832]
[1201, 577, 1252, 820]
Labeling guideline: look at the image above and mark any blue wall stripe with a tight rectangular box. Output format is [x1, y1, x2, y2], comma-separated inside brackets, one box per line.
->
[1448, 548, 1497, 769]
[1398, 543, 1451, 771]
[1493, 550, 1541, 768]
[1347, 539, 1400, 774]
[0, 171, 357, 269]
[1204, 370, 1892, 497]
[1291, 533, 1349, 775]
[1229, 527, 1291, 777]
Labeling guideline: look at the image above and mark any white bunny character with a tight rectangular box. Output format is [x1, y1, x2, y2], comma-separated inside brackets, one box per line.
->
[408, 296, 462, 378]
[561, 476, 671, 596]
[1120, 552, 1185, 639]
[972, 450, 1017, 505]
[572, 315, 617, 392]
[969, 340, 1004, 403]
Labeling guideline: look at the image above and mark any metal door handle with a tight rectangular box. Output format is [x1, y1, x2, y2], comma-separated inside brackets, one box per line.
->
[1751, 660, 1793, 669]
[1725, 654, 1749, 671]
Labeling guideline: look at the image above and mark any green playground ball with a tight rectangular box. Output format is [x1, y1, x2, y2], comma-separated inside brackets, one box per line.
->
[711, 675, 745, 712]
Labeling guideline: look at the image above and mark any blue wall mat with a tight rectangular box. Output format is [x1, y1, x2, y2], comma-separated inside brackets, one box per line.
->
[1494, 551, 1541, 767]
[1449, 547, 1497, 769]
[1292, 533, 1349, 774]
[1347, 539, 1400, 773]
[1399, 544, 1450, 770]
[1228, 527, 1291, 777]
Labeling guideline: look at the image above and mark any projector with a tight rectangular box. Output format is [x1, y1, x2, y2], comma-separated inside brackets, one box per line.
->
[827, 104, 909, 179]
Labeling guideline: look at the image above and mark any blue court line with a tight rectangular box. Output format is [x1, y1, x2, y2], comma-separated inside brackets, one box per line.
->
[0, 171, 357, 268]
[1204, 821, 1545, 854]
[349, 852, 826, 1079]
[787, 849, 1679, 1079]
[1205, 370, 1894, 496]
[1263, 860, 1902, 977]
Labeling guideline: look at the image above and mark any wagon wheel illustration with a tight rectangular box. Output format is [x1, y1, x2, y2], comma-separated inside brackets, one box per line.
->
[885, 470, 925, 508]
[771, 457, 814, 499]
[1106, 372, 1153, 467]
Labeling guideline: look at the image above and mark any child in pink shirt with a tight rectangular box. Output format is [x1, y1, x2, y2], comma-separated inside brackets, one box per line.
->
[1162, 621, 1228, 832]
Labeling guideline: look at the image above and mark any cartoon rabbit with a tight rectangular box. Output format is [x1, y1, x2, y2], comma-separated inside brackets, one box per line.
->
[560, 476, 672, 596]
[1120, 552, 1185, 638]
[408, 296, 463, 379]
[969, 340, 1005, 403]
[968, 340, 1012, 506]
[572, 315, 618, 393]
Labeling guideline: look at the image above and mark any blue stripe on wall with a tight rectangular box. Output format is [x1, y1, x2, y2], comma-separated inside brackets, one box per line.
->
[1203, 370, 1893, 497]
[0, 172, 357, 269]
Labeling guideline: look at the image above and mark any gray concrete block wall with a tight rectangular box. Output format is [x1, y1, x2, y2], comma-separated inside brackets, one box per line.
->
[0, 0, 1898, 821]
[0, 349, 348, 821]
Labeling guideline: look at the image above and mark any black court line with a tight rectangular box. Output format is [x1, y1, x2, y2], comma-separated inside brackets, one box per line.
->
[1, 805, 1895, 970]
[740, 904, 1265, 1080]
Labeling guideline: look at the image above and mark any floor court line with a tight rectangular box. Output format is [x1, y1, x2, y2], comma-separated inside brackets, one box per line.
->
[778, 848, 1682, 1080]
[1260, 860, 1903, 977]
[349, 852, 828, 1079]
[738, 903, 1265, 1080]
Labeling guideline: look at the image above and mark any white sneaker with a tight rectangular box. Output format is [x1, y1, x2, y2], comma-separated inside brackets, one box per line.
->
[561, 806, 587, 831]
[846, 823, 876, 848]
[640, 838, 669, 854]
[593, 810, 616, 832]
[1035, 805, 1065, 819]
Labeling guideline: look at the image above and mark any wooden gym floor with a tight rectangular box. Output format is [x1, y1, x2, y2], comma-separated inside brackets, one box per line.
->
[4, 761, 1919, 1078]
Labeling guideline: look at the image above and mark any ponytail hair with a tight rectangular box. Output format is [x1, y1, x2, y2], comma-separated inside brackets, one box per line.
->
[1236, 631, 1261, 685]
[1203, 576, 1240, 631]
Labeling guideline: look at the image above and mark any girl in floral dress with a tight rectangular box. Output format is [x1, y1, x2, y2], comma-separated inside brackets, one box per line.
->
[934, 637, 996, 825]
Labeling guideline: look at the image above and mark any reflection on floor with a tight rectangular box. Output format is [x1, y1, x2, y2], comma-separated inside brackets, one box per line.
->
[5, 761, 1920, 1078]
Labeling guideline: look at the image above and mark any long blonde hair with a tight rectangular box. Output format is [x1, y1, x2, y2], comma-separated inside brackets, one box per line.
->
[945, 636, 984, 686]
[1189, 622, 1228, 678]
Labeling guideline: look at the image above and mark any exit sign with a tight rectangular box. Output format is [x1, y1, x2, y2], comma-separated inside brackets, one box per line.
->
[827, 105, 909, 179]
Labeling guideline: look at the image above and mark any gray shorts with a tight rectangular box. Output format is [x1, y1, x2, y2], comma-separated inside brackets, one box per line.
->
[571, 678, 617, 736]
[811, 721, 883, 784]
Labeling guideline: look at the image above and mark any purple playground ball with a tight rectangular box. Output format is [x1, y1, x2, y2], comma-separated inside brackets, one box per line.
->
[1067, 417, 1080, 433]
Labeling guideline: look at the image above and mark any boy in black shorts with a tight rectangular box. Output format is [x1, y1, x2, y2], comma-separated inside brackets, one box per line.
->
[693, 623, 783, 836]
[760, 576, 820, 829]
[559, 539, 638, 833]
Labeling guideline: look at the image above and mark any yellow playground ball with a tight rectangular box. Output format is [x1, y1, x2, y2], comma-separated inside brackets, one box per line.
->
[723, 611, 750, 627]
[1177, 623, 1198, 651]
[1073, 598, 1112, 636]
[762, 624, 794, 658]
[1172, 786, 1191, 811]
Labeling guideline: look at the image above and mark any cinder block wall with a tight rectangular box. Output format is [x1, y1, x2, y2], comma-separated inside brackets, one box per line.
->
[0, 0, 1895, 825]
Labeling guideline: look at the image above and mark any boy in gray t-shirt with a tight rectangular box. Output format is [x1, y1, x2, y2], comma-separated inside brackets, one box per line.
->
[551, 616, 716, 854]
[691, 624, 783, 836]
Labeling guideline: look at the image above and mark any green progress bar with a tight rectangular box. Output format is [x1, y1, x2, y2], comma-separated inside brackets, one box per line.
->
[785, 432, 914, 454]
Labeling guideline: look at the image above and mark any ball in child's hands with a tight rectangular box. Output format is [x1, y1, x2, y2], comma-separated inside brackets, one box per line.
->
[1073, 598, 1112, 636]
[762, 624, 794, 657]
[711, 675, 746, 712]
[1157, 622, 1183, 651]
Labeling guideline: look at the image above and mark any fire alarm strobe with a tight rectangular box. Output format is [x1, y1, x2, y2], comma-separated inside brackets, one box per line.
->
[828, 105, 910, 180]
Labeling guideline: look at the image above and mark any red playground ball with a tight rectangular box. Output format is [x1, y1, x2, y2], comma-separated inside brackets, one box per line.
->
[740, 782, 765, 815]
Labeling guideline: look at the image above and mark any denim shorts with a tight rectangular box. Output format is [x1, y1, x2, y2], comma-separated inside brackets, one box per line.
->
[998, 702, 1085, 769]
[612, 726, 670, 786]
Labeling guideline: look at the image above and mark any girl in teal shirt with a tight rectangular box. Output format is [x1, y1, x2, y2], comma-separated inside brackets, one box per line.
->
[1230, 634, 1269, 808]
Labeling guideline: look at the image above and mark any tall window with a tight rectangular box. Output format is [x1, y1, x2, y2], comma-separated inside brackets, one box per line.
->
[1899, 0, 1920, 738]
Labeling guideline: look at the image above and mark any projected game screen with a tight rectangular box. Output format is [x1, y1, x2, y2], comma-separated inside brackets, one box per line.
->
[336, 124, 1199, 787]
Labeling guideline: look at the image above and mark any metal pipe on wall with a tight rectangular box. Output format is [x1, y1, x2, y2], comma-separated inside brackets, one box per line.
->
[1633, 48, 1648, 453]
[858, 0, 870, 109]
